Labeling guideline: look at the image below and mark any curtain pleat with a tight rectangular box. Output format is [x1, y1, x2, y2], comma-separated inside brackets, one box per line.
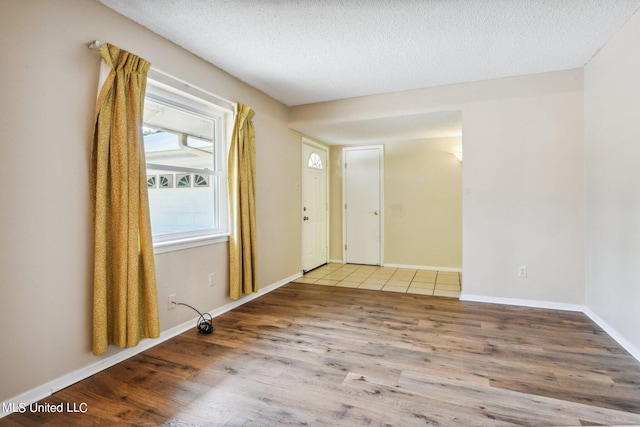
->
[91, 44, 159, 355]
[228, 103, 257, 300]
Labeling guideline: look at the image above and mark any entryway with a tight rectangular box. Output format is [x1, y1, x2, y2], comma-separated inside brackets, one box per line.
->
[297, 263, 462, 298]
[301, 139, 329, 272]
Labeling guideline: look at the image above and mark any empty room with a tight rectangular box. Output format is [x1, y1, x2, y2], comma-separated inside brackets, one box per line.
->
[1, 1, 640, 425]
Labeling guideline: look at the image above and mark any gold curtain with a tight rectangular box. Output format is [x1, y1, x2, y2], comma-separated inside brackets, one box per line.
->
[228, 103, 257, 300]
[91, 44, 159, 355]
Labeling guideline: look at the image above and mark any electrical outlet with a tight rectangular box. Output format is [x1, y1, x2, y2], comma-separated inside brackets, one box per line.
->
[518, 266, 527, 278]
[168, 294, 176, 310]
[209, 272, 216, 287]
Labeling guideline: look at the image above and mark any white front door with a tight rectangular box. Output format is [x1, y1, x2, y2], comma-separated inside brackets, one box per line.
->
[302, 141, 328, 272]
[343, 146, 383, 265]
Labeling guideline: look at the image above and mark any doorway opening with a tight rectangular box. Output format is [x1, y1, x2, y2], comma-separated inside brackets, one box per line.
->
[301, 139, 329, 272]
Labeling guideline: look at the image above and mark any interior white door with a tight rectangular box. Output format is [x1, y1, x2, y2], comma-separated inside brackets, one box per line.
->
[344, 146, 382, 265]
[302, 142, 328, 272]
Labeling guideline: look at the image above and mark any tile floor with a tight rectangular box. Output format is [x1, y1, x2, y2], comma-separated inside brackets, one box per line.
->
[297, 263, 461, 298]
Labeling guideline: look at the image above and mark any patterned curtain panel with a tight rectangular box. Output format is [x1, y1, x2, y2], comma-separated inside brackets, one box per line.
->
[228, 103, 257, 300]
[90, 44, 159, 355]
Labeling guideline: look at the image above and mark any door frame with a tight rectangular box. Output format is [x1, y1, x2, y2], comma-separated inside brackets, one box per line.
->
[301, 137, 330, 272]
[342, 145, 384, 265]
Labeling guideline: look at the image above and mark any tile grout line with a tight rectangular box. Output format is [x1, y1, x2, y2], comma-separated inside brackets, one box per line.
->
[303, 264, 460, 297]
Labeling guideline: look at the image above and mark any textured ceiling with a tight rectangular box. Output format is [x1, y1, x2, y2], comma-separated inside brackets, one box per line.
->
[98, 0, 640, 144]
[99, 0, 640, 107]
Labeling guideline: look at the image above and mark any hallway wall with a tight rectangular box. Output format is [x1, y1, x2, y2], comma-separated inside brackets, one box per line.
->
[328, 137, 462, 270]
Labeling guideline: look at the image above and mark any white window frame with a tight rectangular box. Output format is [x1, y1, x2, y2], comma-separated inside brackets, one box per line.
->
[144, 70, 233, 253]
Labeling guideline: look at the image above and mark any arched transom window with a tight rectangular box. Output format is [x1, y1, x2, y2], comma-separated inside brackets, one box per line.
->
[307, 152, 323, 170]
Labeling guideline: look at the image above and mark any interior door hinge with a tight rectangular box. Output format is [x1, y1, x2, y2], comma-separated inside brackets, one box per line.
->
[344, 244, 347, 251]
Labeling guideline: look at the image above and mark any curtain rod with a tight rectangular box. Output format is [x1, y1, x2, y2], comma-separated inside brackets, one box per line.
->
[87, 40, 237, 110]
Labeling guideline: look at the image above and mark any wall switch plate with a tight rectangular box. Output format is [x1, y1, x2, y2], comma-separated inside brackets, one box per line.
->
[168, 294, 176, 310]
[518, 266, 527, 278]
[209, 272, 216, 287]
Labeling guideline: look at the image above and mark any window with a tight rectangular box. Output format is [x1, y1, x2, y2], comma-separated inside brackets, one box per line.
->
[307, 152, 323, 169]
[143, 73, 232, 251]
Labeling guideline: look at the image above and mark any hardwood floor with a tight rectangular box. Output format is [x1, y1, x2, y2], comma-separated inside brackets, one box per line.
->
[4, 282, 640, 426]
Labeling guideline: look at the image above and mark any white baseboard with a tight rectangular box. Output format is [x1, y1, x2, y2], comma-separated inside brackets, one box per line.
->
[383, 263, 462, 273]
[461, 293, 640, 364]
[326, 260, 462, 273]
[208, 272, 302, 318]
[583, 307, 640, 363]
[459, 293, 584, 312]
[0, 272, 302, 419]
[1, 320, 197, 417]
[5, 274, 638, 420]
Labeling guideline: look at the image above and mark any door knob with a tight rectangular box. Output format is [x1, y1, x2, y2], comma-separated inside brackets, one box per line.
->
[374, 211, 379, 215]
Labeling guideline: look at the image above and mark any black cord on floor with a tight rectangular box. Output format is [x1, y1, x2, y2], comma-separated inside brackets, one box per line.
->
[173, 302, 214, 334]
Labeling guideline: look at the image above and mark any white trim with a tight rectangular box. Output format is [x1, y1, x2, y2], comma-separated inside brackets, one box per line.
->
[145, 74, 232, 250]
[459, 294, 584, 312]
[154, 234, 229, 254]
[208, 272, 303, 318]
[1, 321, 196, 418]
[5, 275, 640, 417]
[0, 272, 302, 419]
[147, 68, 235, 111]
[301, 138, 330, 272]
[383, 263, 462, 273]
[583, 308, 640, 363]
[301, 137, 329, 155]
[342, 145, 385, 265]
[460, 294, 640, 364]
[329, 259, 345, 264]
[379, 146, 385, 266]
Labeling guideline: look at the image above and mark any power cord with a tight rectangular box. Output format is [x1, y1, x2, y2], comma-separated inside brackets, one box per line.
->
[172, 302, 214, 334]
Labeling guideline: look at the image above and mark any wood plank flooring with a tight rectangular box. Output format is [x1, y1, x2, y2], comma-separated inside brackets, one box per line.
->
[4, 282, 640, 426]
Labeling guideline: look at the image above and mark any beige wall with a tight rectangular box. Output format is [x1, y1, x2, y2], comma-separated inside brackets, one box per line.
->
[584, 9, 640, 353]
[292, 69, 585, 303]
[328, 138, 462, 269]
[0, 0, 301, 402]
[384, 137, 462, 268]
[4, 0, 638, 407]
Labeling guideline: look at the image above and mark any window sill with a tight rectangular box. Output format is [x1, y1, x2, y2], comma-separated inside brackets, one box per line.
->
[153, 233, 229, 254]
